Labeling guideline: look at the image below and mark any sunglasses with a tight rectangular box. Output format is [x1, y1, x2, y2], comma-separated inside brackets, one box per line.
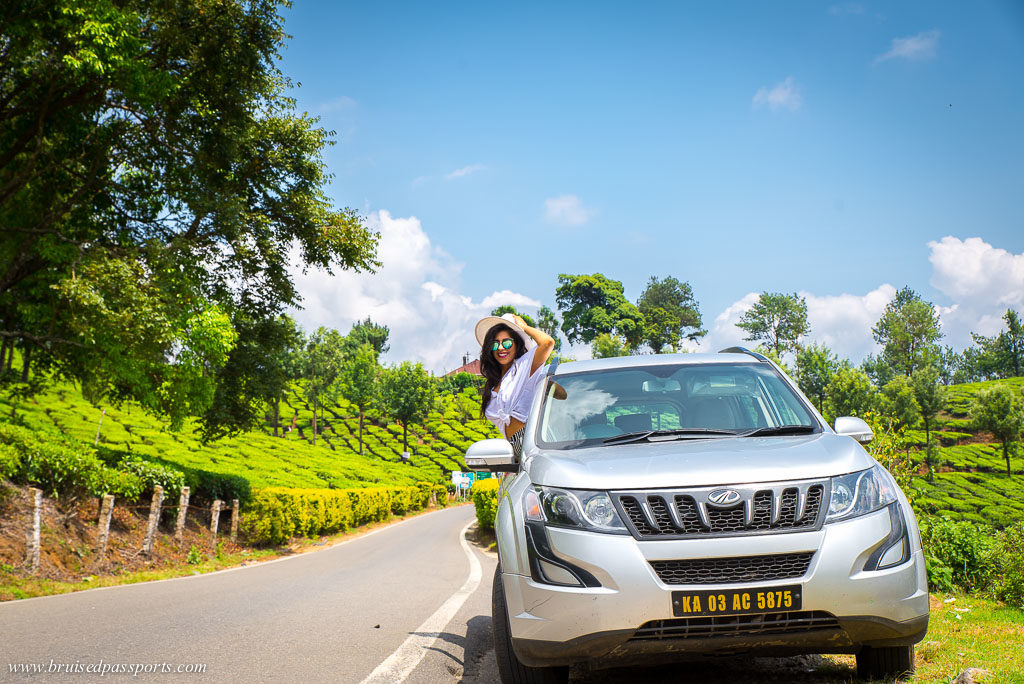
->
[491, 338, 515, 351]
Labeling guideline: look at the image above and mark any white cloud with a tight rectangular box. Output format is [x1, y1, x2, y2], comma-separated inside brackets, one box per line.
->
[316, 95, 357, 113]
[544, 195, 595, 227]
[928, 236, 1024, 345]
[875, 29, 941, 63]
[444, 164, 486, 180]
[289, 210, 539, 374]
[752, 77, 802, 112]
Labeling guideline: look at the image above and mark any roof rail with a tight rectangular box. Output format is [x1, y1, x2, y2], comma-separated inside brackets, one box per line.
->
[718, 346, 769, 362]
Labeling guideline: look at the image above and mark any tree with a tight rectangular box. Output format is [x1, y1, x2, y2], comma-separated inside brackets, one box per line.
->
[305, 328, 346, 446]
[592, 333, 628, 359]
[880, 376, 920, 432]
[537, 305, 562, 353]
[555, 273, 644, 348]
[636, 276, 705, 353]
[491, 305, 536, 328]
[972, 386, 1024, 477]
[343, 318, 390, 358]
[911, 366, 945, 452]
[0, 0, 378, 424]
[379, 361, 436, 455]
[871, 288, 942, 377]
[339, 344, 379, 456]
[735, 292, 809, 359]
[969, 309, 1024, 379]
[201, 313, 303, 440]
[795, 343, 839, 413]
[825, 365, 878, 421]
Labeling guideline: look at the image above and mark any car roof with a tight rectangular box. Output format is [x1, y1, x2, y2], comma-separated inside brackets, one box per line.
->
[550, 352, 767, 377]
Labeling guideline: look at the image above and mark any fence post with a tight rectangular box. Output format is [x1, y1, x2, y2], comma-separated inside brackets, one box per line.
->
[210, 499, 222, 546]
[27, 488, 42, 574]
[96, 494, 115, 561]
[142, 485, 163, 556]
[230, 499, 239, 542]
[175, 486, 190, 544]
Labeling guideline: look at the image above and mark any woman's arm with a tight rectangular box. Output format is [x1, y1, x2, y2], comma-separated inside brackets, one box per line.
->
[513, 315, 555, 375]
[505, 417, 525, 439]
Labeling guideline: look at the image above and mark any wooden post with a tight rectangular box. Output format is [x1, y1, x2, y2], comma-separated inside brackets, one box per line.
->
[142, 485, 163, 556]
[230, 499, 239, 542]
[210, 499, 222, 545]
[27, 488, 41, 574]
[96, 494, 115, 561]
[429, 490, 437, 507]
[175, 487, 190, 543]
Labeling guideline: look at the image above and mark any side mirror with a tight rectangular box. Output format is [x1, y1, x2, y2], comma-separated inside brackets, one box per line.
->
[465, 438, 518, 473]
[835, 416, 873, 444]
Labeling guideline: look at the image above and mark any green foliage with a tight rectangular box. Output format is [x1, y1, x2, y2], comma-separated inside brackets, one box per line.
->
[471, 478, 500, 530]
[967, 309, 1024, 381]
[863, 413, 913, 495]
[591, 333, 629, 359]
[343, 318, 390, 358]
[115, 454, 185, 503]
[920, 518, 999, 594]
[825, 365, 878, 421]
[186, 545, 203, 565]
[993, 523, 1024, 608]
[340, 343, 379, 456]
[795, 343, 839, 413]
[735, 292, 809, 359]
[555, 273, 644, 347]
[880, 375, 920, 431]
[0, 424, 143, 502]
[379, 361, 436, 453]
[491, 306, 535, 328]
[537, 305, 562, 353]
[871, 287, 943, 378]
[636, 276, 704, 353]
[241, 485, 432, 545]
[0, 443, 21, 480]
[971, 384, 1024, 476]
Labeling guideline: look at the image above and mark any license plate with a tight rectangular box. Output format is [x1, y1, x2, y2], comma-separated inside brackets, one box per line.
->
[671, 585, 802, 617]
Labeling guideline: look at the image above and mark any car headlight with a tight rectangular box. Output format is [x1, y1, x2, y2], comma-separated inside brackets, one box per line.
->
[826, 465, 899, 523]
[524, 486, 628, 534]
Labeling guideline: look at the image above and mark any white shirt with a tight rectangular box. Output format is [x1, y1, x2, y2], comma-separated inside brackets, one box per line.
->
[485, 346, 546, 436]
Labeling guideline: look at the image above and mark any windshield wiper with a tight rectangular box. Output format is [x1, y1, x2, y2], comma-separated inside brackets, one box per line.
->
[602, 428, 738, 445]
[740, 425, 817, 437]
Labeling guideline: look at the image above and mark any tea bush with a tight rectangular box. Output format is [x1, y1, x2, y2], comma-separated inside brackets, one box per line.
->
[471, 478, 500, 530]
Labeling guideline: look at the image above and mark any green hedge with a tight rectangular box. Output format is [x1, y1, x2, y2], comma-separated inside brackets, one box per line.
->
[242, 484, 435, 545]
[471, 478, 500, 530]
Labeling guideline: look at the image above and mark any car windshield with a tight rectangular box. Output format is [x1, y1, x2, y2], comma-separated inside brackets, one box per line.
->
[536, 362, 819, 450]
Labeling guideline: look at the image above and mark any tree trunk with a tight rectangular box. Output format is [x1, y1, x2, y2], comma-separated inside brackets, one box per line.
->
[0, 336, 7, 371]
[1004, 440, 1012, 477]
[358, 409, 364, 456]
[20, 342, 31, 382]
[403, 422, 408, 454]
[311, 398, 317, 445]
[273, 397, 280, 437]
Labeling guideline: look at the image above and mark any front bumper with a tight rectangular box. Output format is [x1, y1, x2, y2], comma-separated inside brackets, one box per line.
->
[502, 506, 929, 668]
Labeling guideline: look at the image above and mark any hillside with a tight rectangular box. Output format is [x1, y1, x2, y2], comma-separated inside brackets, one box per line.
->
[904, 377, 1024, 529]
[0, 379, 498, 494]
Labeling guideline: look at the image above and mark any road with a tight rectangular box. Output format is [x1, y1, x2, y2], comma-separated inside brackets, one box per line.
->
[1, 504, 855, 683]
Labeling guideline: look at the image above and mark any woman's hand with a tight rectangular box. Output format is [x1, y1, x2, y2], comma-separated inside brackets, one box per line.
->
[512, 314, 528, 329]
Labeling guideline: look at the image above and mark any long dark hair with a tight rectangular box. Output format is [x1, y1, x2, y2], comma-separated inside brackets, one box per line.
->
[479, 323, 527, 418]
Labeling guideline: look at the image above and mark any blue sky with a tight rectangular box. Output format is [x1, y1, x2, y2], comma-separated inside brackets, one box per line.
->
[280, 1, 1024, 372]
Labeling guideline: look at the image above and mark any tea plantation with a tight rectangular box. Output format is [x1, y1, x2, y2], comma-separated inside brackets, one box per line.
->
[0, 379, 499, 493]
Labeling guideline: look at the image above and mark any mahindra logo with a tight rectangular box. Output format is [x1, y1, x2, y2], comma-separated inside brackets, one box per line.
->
[707, 489, 742, 506]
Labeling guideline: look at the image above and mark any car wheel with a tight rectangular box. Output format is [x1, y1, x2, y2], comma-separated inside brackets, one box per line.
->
[856, 645, 915, 680]
[492, 565, 570, 684]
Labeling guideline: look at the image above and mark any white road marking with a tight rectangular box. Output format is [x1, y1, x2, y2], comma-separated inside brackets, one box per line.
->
[360, 519, 483, 684]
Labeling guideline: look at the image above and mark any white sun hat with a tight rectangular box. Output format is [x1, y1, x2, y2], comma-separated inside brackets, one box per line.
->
[474, 313, 535, 350]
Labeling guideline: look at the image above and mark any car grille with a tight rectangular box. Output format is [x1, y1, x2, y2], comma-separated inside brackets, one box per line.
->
[629, 611, 840, 641]
[650, 552, 814, 585]
[614, 481, 826, 540]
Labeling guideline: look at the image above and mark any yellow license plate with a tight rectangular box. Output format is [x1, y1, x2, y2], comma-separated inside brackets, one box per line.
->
[671, 585, 802, 617]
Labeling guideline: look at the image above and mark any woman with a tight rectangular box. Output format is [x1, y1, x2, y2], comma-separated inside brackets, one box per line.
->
[475, 313, 555, 457]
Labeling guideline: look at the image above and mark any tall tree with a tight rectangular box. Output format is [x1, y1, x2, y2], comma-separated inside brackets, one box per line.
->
[491, 305, 536, 328]
[343, 317, 390, 358]
[379, 361, 436, 455]
[735, 292, 809, 359]
[795, 343, 839, 413]
[305, 328, 346, 446]
[969, 308, 1024, 379]
[591, 333, 628, 359]
[871, 288, 942, 378]
[636, 276, 705, 353]
[339, 343, 379, 456]
[880, 376, 920, 432]
[0, 0, 378, 422]
[825, 365, 878, 421]
[536, 305, 562, 353]
[555, 273, 644, 348]
[911, 365, 945, 452]
[972, 386, 1024, 477]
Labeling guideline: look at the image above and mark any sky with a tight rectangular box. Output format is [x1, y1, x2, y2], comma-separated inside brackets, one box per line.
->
[278, 1, 1024, 374]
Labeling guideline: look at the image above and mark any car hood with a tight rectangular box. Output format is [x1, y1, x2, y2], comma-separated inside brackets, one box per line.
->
[523, 433, 874, 490]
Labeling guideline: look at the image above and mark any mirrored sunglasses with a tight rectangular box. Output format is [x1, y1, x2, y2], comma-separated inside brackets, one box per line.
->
[491, 338, 515, 351]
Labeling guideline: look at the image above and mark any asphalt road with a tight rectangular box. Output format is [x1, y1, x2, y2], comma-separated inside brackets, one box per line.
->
[1, 504, 501, 683]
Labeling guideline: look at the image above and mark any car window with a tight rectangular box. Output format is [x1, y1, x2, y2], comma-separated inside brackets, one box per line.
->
[537, 362, 817, 449]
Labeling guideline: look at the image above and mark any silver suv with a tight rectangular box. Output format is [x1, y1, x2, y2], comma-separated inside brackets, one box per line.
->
[466, 349, 928, 683]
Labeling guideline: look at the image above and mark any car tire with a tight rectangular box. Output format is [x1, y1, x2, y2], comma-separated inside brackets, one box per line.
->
[856, 645, 915, 680]
[492, 565, 570, 684]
